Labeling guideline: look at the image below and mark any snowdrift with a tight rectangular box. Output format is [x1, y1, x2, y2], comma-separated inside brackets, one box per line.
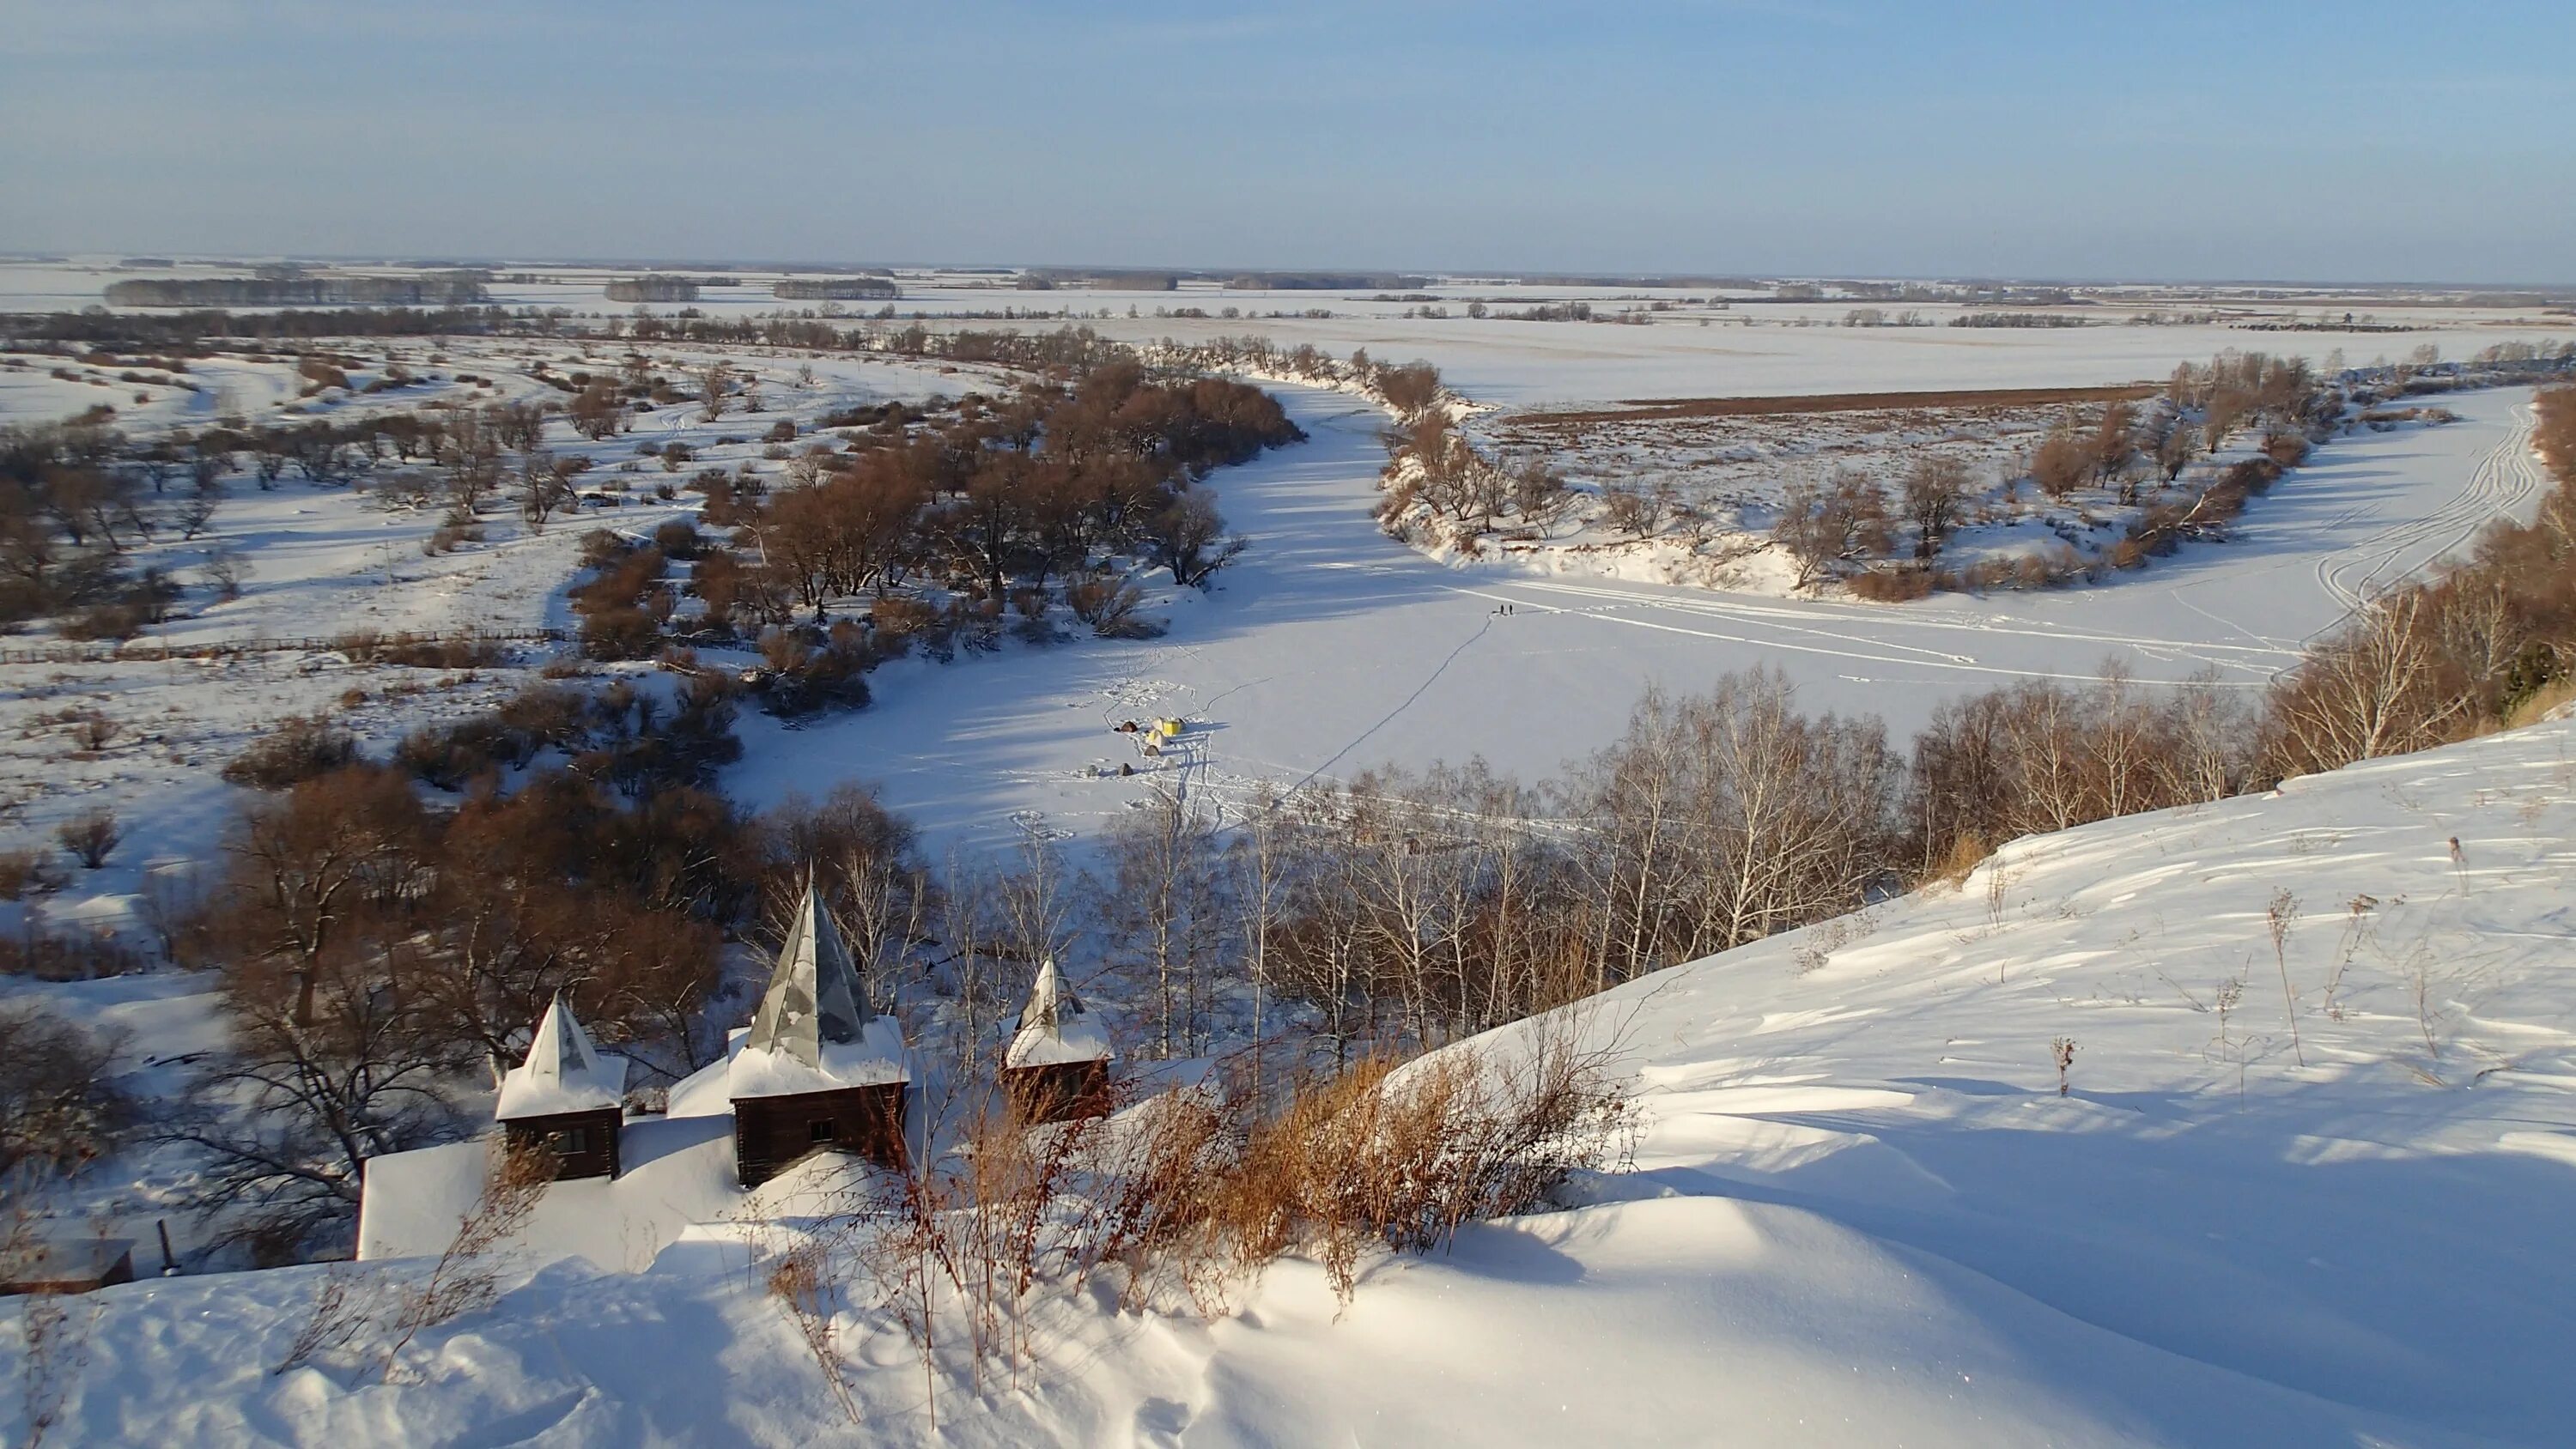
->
[10, 719, 2575, 1446]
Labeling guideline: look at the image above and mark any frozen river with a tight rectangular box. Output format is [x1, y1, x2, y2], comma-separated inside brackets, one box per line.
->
[730, 383, 2549, 851]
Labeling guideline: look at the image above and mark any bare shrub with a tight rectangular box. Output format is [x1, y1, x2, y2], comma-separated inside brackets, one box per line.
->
[64, 711, 118, 753]
[1374, 361, 1443, 416]
[766, 1240, 863, 1424]
[1847, 566, 1933, 603]
[58, 601, 147, 643]
[9, 1284, 100, 1449]
[1901, 455, 1971, 558]
[0, 848, 67, 900]
[0, 923, 148, 981]
[1599, 481, 1666, 540]
[266, 1139, 554, 1379]
[222, 714, 359, 791]
[55, 808, 121, 869]
[1066, 573, 1161, 639]
[2267, 888, 2304, 1067]
[1219, 1028, 1635, 1305]
[201, 543, 248, 599]
[2028, 418, 2091, 499]
[270, 1266, 366, 1374]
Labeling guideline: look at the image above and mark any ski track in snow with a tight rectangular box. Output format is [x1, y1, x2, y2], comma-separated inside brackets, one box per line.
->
[2313, 402, 2544, 612]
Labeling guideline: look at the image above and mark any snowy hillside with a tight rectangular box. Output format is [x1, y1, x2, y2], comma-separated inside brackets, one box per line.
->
[10, 715, 2569, 1446]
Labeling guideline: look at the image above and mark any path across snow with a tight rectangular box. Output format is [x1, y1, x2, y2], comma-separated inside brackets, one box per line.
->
[730, 383, 2550, 853]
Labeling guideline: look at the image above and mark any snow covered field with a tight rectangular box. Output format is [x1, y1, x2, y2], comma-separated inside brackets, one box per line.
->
[8, 257, 2570, 410]
[0, 338, 1013, 933]
[732, 380, 2552, 852]
[11, 689, 2570, 1446]
[3, 269, 2571, 1445]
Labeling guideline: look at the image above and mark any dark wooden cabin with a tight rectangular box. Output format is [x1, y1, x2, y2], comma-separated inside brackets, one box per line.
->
[727, 882, 914, 1188]
[732, 1082, 908, 1187]
[501, 1106, 624, 1181]
[1, 1238, 135, 1297]
[1000, 1058, 1113, 1125]
[999, 958, 1113, 1125]
[492, 996, 629, 1182]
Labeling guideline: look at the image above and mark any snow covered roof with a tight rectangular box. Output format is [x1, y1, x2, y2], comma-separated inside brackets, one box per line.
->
[729, 1016, 913, 1096]
[495, 995, 628, 1120]
[357, 1117, 869, 1268]
[726, 882, 909, 1097]
[1005, 958, 1113, 1069]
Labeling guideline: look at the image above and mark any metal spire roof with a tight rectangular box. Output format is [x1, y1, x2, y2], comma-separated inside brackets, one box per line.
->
[1005, 956, 1112, 1068]
[743, 880, 872, 1070]
[495, 993, 627, 1119]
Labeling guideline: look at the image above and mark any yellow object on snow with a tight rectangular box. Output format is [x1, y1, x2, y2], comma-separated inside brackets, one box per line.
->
[1154, 718, 1183, 738]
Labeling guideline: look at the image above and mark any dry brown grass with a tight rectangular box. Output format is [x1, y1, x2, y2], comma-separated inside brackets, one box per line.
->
[270, 1137, 555, 1379]
[805, 1017, 1632, 1418]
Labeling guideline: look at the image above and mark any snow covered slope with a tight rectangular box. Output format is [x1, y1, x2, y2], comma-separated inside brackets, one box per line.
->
[10, 713, 2571, 1446]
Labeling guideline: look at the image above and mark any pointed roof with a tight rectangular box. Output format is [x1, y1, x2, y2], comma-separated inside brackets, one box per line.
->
[745, 881, 872, 1064]
[495, 994, 628, 1120]
[729, 880, 909, 1098]
[1005, 958, 1113, 1069]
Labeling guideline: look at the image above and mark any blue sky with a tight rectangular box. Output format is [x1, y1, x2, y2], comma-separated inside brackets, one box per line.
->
[3, 0, 2568, 282]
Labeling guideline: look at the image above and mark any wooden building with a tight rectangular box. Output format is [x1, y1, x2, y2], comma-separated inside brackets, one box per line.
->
[1000, 958, 1115, 1125]
[732, 1082, 908, 1185]
[1, 1238, 135, 1297]
[495, 996, 629, 1181]
[728, 882, 912, 1186]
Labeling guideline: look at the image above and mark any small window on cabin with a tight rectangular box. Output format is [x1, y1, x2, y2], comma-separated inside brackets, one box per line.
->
[809, 1119, 836, 1144]
[549, 1128, 587, 1155]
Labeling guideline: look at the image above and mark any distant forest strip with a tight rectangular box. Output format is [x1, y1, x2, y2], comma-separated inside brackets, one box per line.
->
[0, 306, 1151, 374]
[100, 276, 493, 308]
[1521, 384, 2161, 427]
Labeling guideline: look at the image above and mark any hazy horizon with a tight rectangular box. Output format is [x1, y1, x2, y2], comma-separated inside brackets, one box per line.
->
[3, 0, 2572, 287]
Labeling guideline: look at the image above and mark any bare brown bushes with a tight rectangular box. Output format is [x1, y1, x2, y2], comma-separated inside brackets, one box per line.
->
[1847, 566, 1935, 603]
[332, 631, 504, 670]
[813, 1022, 1629, 1410]
[1216, 1028, 1634, 1303]
[1907, 668, 2257, 878]
[222, 713, 359, 790]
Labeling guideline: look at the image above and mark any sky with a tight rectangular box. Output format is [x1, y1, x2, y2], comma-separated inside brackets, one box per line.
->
[2, 0, 2570, 284]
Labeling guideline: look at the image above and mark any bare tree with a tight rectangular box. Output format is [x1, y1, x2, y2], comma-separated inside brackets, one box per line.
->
[2266, 591, 2469, 775]
[1777, 470, 1892, 586]
[518, 451, 573, 530]
[698, 361, 731, 423]
[1900, 456, 1971, 559]
[1100, 785, 1224, 1058]
[1144, 488, 1245, 587]
[176, 476, 225, 540]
